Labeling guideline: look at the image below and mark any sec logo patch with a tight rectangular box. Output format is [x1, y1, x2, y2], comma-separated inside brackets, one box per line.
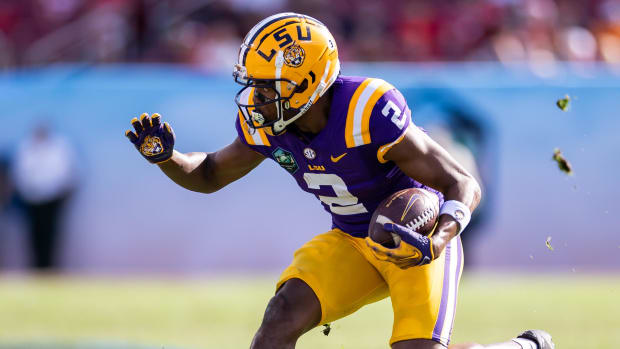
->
[303, 147, 316, 160]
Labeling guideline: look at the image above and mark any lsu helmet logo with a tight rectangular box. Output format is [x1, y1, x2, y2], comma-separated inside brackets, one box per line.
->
[283, 43, 305, 67]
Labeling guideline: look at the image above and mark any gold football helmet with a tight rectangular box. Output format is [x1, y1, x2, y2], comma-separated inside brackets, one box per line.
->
[233, 13, 340, 135]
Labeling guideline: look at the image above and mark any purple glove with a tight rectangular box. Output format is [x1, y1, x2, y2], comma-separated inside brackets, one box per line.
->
[383, 223, 434, 266]
[125, 113, 175, 164]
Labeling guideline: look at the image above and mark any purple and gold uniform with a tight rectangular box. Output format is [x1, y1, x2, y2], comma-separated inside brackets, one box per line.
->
[235, 76, 463, 346]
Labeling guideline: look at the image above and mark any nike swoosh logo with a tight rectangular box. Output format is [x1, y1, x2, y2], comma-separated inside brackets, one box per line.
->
[400, 194, 421, 222]
[330, 152, 347, 163]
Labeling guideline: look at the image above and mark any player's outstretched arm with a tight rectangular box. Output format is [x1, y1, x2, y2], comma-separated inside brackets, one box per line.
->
[158, 138, 265, 193]
[125, 113, 265, 194]
[384, 125, 482, 258]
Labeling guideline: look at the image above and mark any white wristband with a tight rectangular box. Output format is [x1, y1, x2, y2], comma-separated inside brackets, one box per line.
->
[439, 200, 471, 236]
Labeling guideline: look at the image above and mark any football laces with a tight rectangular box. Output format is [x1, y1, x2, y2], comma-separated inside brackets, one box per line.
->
[405, 207, 435, 232]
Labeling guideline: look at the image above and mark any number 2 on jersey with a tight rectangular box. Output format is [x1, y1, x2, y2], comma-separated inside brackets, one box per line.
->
[303, 173, 368, 215]
[382, 100, 406, 129]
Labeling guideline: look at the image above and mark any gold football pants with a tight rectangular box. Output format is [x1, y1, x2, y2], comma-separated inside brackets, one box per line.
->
[277, 228, 463, 347]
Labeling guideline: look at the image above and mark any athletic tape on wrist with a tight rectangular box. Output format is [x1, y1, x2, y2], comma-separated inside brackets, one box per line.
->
[439, 200, 471, 236]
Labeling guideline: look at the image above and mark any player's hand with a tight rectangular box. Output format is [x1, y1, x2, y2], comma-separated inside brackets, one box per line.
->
[125, 113, 175, 164]
[365, 223, 435, 268]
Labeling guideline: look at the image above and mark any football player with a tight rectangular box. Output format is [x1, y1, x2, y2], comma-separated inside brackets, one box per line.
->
[125, 13, 554, 349]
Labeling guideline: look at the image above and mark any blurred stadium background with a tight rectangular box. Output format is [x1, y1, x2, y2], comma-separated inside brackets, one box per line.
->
[0, 0, 619, 348]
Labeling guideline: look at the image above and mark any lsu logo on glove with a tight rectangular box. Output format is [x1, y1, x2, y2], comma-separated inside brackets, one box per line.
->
[125, 113, 175, 164]
[140, 135, 164, 156]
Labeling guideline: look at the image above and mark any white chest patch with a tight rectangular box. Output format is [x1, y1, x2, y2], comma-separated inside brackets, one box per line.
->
[303, 147, 316, 160]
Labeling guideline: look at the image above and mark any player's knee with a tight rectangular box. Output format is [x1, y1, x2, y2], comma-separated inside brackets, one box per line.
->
[260, 292, 306, 336]
[253, 279, 321, 348]
[262, 292, 291, 327]
[252, 293, 299, 347]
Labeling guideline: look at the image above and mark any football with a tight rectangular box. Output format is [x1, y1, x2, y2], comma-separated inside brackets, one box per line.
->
[369, 188, 440, 247]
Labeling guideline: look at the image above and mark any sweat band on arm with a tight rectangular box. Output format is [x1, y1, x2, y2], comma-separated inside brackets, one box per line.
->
[439, 200, 471, 236]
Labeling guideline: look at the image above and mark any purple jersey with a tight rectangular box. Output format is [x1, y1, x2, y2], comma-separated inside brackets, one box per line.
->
[235, 75, 443, 238]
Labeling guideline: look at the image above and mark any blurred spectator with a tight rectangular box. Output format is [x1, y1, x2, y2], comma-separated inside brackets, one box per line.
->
[593, 0, 620, 65]
[11, 122, 78, 271]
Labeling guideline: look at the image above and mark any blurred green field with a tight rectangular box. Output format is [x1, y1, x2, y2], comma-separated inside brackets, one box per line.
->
[0, 272, 619, 349]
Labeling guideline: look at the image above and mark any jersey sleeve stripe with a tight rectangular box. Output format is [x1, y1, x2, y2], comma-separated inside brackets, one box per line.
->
[345, 78, 373, 148]
[376, 121, 410, 163]
[360, 82, 395, 144]
[346, 78, 394, 148]
[352, 79, 383, 146]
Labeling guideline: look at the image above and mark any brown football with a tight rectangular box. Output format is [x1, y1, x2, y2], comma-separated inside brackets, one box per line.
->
[369, 188, 440, 247]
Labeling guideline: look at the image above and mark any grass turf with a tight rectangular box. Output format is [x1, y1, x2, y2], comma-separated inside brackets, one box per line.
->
[0, 272, 618, 348]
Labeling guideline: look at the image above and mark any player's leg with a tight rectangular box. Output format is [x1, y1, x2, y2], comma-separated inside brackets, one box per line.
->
[250, 278, 321, 349]
[250, 229, 389, 349]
